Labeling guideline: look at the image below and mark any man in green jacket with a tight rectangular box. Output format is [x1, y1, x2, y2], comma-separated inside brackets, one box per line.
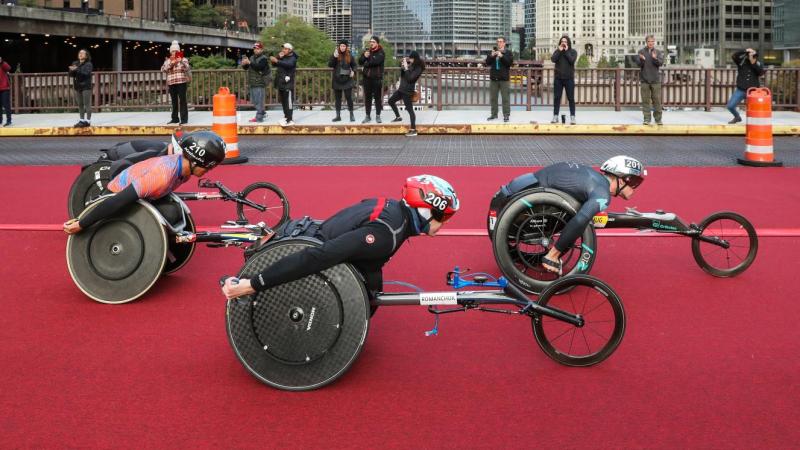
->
[242, 42, 270, 123]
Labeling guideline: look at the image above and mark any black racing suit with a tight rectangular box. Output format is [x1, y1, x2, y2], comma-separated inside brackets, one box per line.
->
[491, 162, 611, 253]
[251, 198, 420, 295]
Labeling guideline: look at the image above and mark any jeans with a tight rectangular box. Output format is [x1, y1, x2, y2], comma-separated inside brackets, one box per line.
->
[250, 86, 265, 121]
[363, 78, 383, 116]
[169, 82, 188, 123]
[334, 89, 354, 113]
[0, 90, 10, 122]
[726, 88, 747, 120]
[75, 88, 92, 121]
[388, 91, 416, 129]
[553, 78, 576, 116]
[640, 82, 663, 122]
[278, 89, 293, 121]
[489, 80, 510, 117]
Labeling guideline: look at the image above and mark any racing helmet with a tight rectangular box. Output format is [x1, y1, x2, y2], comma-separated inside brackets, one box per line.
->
[600, 155, 647, 188]
[171, 130, 227, 169]
[402, 174, 460, 222]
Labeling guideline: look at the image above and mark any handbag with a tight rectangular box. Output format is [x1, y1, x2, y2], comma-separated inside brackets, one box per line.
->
[338, 65, 351, 78]
[411, 89, 420, 102]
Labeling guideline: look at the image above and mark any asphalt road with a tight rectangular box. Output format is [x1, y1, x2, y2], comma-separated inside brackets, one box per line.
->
[1, 135, 797, 166]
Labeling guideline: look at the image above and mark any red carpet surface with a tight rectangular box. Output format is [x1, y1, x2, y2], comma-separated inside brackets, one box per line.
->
[0, 165, 799, 448]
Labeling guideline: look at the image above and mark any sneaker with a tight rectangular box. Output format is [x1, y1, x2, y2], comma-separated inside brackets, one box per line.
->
[728, 117, 742, 124]
[285, 120, 295, 126]
[3, 121, 11, 127]
[74, 121, 85, 128]
[550, 115, 558, 124]
[248, 118, 263, 123]
[83, 121, 91, 127]
[392, 116, 403, 122]
[376, 116, 382, 124]
[487, 115, 497, 121]
[179, 121, 188, 125]
[362, 116, 371, 124]
[405, 129, 418, 137]
[332, 115, 341, 122]
[643, 120, 652, 125]
[167, 120, 179, 124]
[656, 120, 663, 126]
[503, 116, 509, 123]
[570, 116, 576, 125]
[279, 118, 288, 127]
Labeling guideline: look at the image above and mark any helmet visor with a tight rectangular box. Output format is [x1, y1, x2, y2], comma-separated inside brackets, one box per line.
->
[623, 175, 644, 189]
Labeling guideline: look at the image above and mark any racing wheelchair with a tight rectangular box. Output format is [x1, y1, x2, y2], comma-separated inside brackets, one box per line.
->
[67, 140, 289, 229]
[67, 194, 276, 304]
[486, 175, 759, 293]
[224, 236, 626, 391]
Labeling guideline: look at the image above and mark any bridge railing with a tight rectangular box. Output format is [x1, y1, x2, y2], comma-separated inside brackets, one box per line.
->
[8, 67, 800, 113]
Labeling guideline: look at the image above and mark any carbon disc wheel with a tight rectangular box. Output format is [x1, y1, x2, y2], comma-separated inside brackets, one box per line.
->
[226, 238, 369, 391]
[67, 162, 112, 218]
[67, 199, 168, 304]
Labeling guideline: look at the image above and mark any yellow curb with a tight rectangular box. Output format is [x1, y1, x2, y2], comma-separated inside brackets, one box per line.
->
[1, 124, 798, 137]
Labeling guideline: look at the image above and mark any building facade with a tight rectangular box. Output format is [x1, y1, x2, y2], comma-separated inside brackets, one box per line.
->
[773, 0, 800, 62]
[372, 0, 511, 58]
[535, 0, 629, 63]
[524, 0, 535, 56]
[628, 0, 664, 50]
[312, 0, 356, 44]
[24, 0, 170, 21]
[257, 0, 312, 29]
[665, 0, 776, 66]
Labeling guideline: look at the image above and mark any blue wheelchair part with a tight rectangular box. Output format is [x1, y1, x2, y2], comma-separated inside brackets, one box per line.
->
[446, 266, 508, 289]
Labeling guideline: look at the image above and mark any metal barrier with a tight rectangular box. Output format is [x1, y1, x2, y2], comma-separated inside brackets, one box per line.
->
[8, 67, 800, 113]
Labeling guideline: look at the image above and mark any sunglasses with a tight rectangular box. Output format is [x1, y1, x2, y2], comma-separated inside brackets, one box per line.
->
[623, 176, 644, 189]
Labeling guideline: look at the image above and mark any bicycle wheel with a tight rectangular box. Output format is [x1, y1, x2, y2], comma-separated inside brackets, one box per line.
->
[532, 275, 625, 367]
[236, 182, 290, 230]
[67, 162, 111, 218]
[691, 211, 758, 277]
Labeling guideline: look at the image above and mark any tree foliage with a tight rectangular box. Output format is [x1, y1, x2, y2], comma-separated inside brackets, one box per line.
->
[259, 15, 333, 68]
[189, 54, 236, 69]
[576, 54, 590, 69]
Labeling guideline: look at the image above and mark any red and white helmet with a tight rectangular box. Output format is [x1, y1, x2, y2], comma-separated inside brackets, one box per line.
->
[402, 174, 460, 222]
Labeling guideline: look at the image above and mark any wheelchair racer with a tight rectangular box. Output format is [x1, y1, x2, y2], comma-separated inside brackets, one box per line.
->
[221, 174, 459, 300]
[489, 156, 646, 274]
[63, 130, 227, 234]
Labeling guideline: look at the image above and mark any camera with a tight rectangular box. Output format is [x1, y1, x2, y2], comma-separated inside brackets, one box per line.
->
[493, 46, 498, 51]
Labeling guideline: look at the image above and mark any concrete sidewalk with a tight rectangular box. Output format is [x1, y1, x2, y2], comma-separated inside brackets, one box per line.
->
[1, 108, 798, 137]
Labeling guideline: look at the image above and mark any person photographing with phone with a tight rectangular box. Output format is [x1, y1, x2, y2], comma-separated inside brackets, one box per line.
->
[726, 48, 764, 124]
[388, 51, 425, 136]
[359, 36, 386, 124]
[637, 34, 664, 125]
[241, 42, 270, 123]
[161, 41, 190, 125]
[68, 49, 93, 128]
[486, 37, 513, 122]
[270, 43, 298, 127]
[328, 40, 357, 122]
[550, 35, 578, 125]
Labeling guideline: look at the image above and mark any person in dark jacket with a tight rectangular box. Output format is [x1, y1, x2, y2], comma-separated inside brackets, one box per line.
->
[0, 56, 11, 127]
[727, 48, 765, 124]
[388, 51, 425, 136]
[242, 41, 270, 123]
[221, 174, 460, 302]
[358, 36, 386, 123]
[637, 35, 665, 125]
[271, 43, 298, 127]
[68, 49, 93, 128]
[328, 40, 357, 122]
[550, 35, 578, 124]
[486, 37, 513, 122]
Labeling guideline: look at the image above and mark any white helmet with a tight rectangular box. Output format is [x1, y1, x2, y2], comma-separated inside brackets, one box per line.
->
[600, 155, 647, 188]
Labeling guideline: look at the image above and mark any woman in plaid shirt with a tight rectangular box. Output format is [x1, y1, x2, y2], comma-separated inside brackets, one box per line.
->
[161, 41, 191, 125]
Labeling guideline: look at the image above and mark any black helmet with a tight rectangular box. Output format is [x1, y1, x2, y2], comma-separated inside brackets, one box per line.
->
[172, 130, 226, 169]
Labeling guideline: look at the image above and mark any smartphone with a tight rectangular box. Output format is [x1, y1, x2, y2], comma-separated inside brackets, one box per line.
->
[493, 46, 498, 51]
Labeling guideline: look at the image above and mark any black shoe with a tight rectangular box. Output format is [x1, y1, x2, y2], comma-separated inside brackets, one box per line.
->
[3, 121, 11, 127]
[350, 111, 356, 122]
[392, 116, 403, 122]
[74, 121, 86, 128]
[728, 117, 742, 124]
[405, 129, 418, 137]
[487, 115, 497, 121]
[376, 116, 382, 124]
[503, 116, 509, 122]
[332, 115, 342, 122]
[179, 121, 188, 125]
[362, 115, 371, 124]
[167, 120, 179, 125]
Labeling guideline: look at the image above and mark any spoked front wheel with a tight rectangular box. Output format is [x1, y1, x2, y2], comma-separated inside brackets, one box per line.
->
[236, 182, 290, 230]
[532, 275, 626, 367]
[691, 211, 758, 277]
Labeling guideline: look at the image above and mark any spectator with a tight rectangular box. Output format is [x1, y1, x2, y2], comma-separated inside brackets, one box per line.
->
[241, 41, 270, 123]
[727, 48, 764, 124]
[270, 43, 298, 127]
[486, 36, 513, 122]
[550, 35, 578, 125]
[328, 39, 357, 122]
[388, 51, 425, 137]
[0, 56, 11, 127]
[161, 41, 190, 125]
[637, 35, 664, 125]
[68, 49, 93, 128]
[359, 36, 385, 124]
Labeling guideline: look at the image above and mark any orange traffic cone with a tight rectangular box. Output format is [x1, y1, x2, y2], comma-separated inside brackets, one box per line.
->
[212, 87, 248, 165]
[737, 87, 782, 167]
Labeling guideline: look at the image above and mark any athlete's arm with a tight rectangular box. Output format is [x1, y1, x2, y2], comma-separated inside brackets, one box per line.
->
[73, 184, 139, 231]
